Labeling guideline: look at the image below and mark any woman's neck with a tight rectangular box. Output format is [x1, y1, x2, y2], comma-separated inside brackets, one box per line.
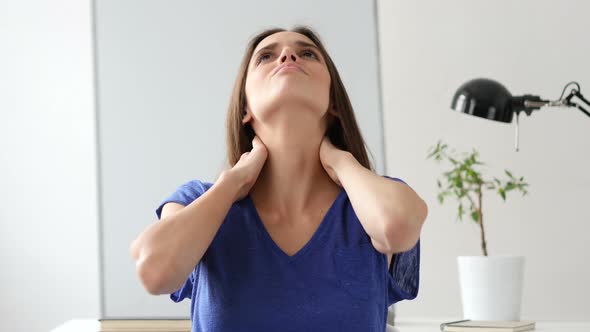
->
[249, 131, 339, 220]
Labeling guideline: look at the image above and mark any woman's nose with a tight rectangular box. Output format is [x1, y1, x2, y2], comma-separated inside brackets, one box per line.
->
[279, 48, 297, 63]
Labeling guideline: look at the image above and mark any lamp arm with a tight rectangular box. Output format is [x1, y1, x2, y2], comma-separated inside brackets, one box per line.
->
[566, 91, 590, 118]
[520, 90, 590, 119]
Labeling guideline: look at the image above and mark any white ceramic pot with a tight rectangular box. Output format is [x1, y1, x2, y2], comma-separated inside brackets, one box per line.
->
[457, 256, 525, 321]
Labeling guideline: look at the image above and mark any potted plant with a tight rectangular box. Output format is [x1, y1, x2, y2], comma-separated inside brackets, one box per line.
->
[427, 140, 530, 321]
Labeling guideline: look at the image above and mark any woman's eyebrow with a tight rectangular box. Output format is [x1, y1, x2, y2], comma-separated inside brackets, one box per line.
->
[252, 40, 320, 59]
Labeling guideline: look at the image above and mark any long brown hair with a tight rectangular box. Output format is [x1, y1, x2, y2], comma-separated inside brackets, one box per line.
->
[225, 26, 374, 171]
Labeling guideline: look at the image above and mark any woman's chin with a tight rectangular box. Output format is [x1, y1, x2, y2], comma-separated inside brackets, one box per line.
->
[268, 88, 327, 107]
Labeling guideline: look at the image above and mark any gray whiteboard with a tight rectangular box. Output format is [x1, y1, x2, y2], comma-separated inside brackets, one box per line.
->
[94, 0, 385, 318]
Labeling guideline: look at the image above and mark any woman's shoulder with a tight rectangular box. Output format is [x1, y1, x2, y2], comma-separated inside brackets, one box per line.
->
[155, 178, 213, 219]
[171, 178, 214, 196]
[382, 175, 407, 185]
[164, 178, 215, 205]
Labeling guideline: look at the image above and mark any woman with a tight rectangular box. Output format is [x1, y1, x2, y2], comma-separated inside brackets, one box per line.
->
[130, 26, 428, 331]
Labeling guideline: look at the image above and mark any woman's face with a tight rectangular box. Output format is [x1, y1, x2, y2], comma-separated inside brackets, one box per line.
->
[243, 31, 331, 130]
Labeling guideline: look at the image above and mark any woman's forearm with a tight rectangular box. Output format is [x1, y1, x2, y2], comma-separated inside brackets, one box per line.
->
[335, 153, 428, 253]
[131, 171, 240, 295]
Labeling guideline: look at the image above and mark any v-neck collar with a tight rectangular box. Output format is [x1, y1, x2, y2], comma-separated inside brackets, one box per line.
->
[246, 188, 346, 262]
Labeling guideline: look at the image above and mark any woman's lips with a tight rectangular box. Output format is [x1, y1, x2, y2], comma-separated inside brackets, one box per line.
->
[273, 64, 305, 75]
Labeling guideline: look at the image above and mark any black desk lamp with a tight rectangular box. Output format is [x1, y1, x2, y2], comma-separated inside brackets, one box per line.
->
[451, 78, 589, 151]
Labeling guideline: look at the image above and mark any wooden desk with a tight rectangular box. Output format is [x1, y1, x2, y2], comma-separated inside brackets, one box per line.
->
[50, 319, 399, 332]
[51, 318, 590, 332]
[394, 319, 590, 332]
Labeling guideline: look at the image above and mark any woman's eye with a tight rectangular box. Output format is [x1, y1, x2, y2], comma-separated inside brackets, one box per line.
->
[257, 53, 272, 64]
[301, 50, 318, 59]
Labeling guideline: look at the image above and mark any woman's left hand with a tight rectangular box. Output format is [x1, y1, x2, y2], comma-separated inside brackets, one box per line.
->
[319, 136, 351, 187]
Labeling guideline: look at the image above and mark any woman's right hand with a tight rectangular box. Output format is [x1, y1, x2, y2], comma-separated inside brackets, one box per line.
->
[221, 136, 268, 201]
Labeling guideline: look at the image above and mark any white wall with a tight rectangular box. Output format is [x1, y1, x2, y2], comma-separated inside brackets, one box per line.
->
[0, 1, 99, 331]
[378, 0, 590, 320]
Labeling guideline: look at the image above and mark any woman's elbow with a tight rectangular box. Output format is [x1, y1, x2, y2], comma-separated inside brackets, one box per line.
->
[384, 203, 426, 253]
[135, 255, 169, 295]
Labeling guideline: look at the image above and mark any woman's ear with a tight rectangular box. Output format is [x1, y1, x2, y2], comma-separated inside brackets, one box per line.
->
[242, 108, 252, 124]
[326, 106, 339, 127]
[327, 107, 339, 118]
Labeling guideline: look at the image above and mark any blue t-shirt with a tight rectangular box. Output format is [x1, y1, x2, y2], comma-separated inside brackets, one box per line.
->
[155, 176, 420, 332]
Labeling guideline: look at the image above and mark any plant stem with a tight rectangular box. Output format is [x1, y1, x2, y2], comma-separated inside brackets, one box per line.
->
[477, 184, 488, 256]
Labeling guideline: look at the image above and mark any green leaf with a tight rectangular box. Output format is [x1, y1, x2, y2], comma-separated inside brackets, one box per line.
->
[426, 149, 437, 159]
[499, 188, 506, 201]
[470, 210, 479, 222]
[505, 169, 513, 178]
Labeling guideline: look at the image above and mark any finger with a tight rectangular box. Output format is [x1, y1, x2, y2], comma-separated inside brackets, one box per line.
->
[250, 144, 267, 164]
[252, 136, 261, 149]
[252, 136, 266, 151]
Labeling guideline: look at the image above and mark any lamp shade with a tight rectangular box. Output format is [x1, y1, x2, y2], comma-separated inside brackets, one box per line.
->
[451, 78, 514, 123]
